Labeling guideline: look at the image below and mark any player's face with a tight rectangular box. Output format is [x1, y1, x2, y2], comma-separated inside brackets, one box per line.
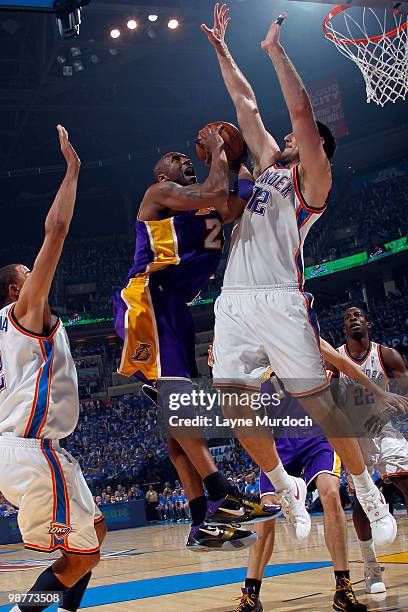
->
[167, 153, 197, 186]
[343, 308, 370, 339]
[281, 132, 299, 164]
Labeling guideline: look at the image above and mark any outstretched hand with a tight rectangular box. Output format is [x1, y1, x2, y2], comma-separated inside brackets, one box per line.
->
[57, 124, 80, 169]
[201, 3, 230, 51]
[261, 13, 287, 53]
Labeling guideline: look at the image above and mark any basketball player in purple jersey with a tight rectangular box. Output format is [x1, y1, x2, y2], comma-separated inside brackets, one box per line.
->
[114, 126, 279, 552]
[0, 127, 107, 612]
[338, 307, 408, 594]
[202, 4, 397, 545]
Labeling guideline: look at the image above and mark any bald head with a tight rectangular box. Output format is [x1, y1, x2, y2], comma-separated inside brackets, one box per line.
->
[153, 152, 197, 186]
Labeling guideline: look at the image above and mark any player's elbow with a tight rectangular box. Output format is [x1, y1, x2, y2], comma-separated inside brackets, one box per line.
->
[45, 220, 69, 239]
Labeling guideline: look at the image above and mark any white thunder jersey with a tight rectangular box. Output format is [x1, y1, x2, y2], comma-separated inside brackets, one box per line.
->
[337, 341, 389, 391]
[223, 163, 325, 289]
[0, 303, 79, 439]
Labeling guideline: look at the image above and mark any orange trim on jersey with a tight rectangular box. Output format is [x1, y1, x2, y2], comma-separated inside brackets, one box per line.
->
[344, 342, 372, 366]
[36, 341, 54, 438]
[377, 343, 389, 377]
[290, 379, 330, 398]
[24, 542, 100, 555]
[292, 166, 326, 214]
[8, 303, 60, 340]
[94, 515, 105, 524]
[381, 470, 408, 479]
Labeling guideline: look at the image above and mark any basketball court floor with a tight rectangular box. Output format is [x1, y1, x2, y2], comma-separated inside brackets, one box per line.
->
[0, 514, 407, 611]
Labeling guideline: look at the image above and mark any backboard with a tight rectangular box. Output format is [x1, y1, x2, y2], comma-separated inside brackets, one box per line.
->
[286, 0, 408, 12]
[0, 0, 53, 10]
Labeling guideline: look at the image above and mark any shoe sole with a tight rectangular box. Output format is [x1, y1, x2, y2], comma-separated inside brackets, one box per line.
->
[187, 532, 258, 552]
[207, 510, 283, 526]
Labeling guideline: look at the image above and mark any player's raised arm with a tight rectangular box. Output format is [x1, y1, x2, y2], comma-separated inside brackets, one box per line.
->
[145, 125, 229, 213]
[14, 125, 80, 333]
[201, 3, 281, 173]
[261, 15, 332, 208]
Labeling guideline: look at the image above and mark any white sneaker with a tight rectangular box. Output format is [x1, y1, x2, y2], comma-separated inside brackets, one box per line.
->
[364, 564, 386, 594]
[275, 476, 311, 540]
[357, 487, 397, 546]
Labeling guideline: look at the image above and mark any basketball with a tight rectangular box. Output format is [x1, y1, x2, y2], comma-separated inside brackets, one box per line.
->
[196, 121, 245, 164]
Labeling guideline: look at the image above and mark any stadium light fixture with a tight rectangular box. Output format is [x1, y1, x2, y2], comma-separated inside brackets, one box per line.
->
[127, 19, 138, 30]
[167, 18, 179, 30]
[110, 28, 121, 39]
[148, 14, 159, 22]
[53, 0, 92, 39]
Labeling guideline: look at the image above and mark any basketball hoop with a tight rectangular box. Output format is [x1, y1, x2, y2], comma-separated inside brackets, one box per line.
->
[323, 5, 408, 106]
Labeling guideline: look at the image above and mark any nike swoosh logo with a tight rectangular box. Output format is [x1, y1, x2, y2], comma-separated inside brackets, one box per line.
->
[200, 528, 220, 536]
[220, 508, 245, 517]
[294, 482, 300, 501]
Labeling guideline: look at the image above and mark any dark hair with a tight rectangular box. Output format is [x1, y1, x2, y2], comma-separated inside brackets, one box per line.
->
[316, 121, 336, 160]
[0, 264, 20, 308]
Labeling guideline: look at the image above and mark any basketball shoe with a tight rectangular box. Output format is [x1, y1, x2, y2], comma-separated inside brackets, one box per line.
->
[232, 587, 263, 611]
[206, 492, 281, 525]
[186, 523, 257, 552]
[333, 578, 367, 611]
[364, 565, 386, 594]
[356, 487, 397, 546]
[273, 476, 311, 539]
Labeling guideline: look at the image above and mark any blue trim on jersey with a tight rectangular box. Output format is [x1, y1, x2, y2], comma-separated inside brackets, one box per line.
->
[42, 444, 68, 538]
[27, 340, 53, 438]
[304, 292, 320, 338]
[296, 207, 310, 228]
[295, 249, 304, 288]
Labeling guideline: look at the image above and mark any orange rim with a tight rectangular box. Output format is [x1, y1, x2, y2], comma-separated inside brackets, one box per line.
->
[323, 5, 407, 45]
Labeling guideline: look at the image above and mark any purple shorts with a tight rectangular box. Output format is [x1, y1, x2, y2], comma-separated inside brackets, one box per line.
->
[260, 436, 341, 495]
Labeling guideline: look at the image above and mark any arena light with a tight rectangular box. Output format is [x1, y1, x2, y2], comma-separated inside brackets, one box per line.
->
[110, 28, 121, 39]
[127, 19, 138, 30]
[167, 18, 179, 30]
[148, 14, 159, 22]
[54, 0, 92, 39]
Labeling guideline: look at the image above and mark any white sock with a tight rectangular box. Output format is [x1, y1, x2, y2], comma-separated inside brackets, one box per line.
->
[359, 538, 378, 567]
[264, 461, 293, 492]
[351, 468, 374, 494]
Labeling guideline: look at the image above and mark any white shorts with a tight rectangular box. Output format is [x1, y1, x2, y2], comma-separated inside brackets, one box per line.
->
[213, 287, 328, 397]
[0, 436, 103, 554]
[346, 428, 408, 491]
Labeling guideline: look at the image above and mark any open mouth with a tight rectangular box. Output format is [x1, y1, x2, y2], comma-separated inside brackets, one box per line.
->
[184, 166, 196, 177]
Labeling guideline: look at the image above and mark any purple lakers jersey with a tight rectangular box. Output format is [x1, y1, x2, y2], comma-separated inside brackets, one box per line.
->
[124, 208, 224, 302]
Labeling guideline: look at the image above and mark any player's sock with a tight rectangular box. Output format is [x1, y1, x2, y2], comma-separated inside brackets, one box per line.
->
[60, 572, 92, 611]
[203, 471, 231, 501]
[264, 461, 293, 492]
[189, 495, 208, 526]
[245, 578, 262, 597]
[335, 570, 350, 585]
[359, 538, 378, 566]
[350, 468, 373, 494]
[18, 567, 69, 612]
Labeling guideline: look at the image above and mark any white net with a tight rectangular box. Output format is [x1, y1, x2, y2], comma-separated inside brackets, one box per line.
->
[324, 6, 408, 106]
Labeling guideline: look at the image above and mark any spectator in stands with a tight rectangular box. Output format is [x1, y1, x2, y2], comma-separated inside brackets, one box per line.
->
[146, 485, 159, 521]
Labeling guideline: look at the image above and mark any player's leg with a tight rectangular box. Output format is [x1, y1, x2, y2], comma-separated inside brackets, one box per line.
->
[55, 518, 107, 612]
[213, 291, 310, 538]
[315, 473, 366, 611]
[260, 289, 397, 547]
